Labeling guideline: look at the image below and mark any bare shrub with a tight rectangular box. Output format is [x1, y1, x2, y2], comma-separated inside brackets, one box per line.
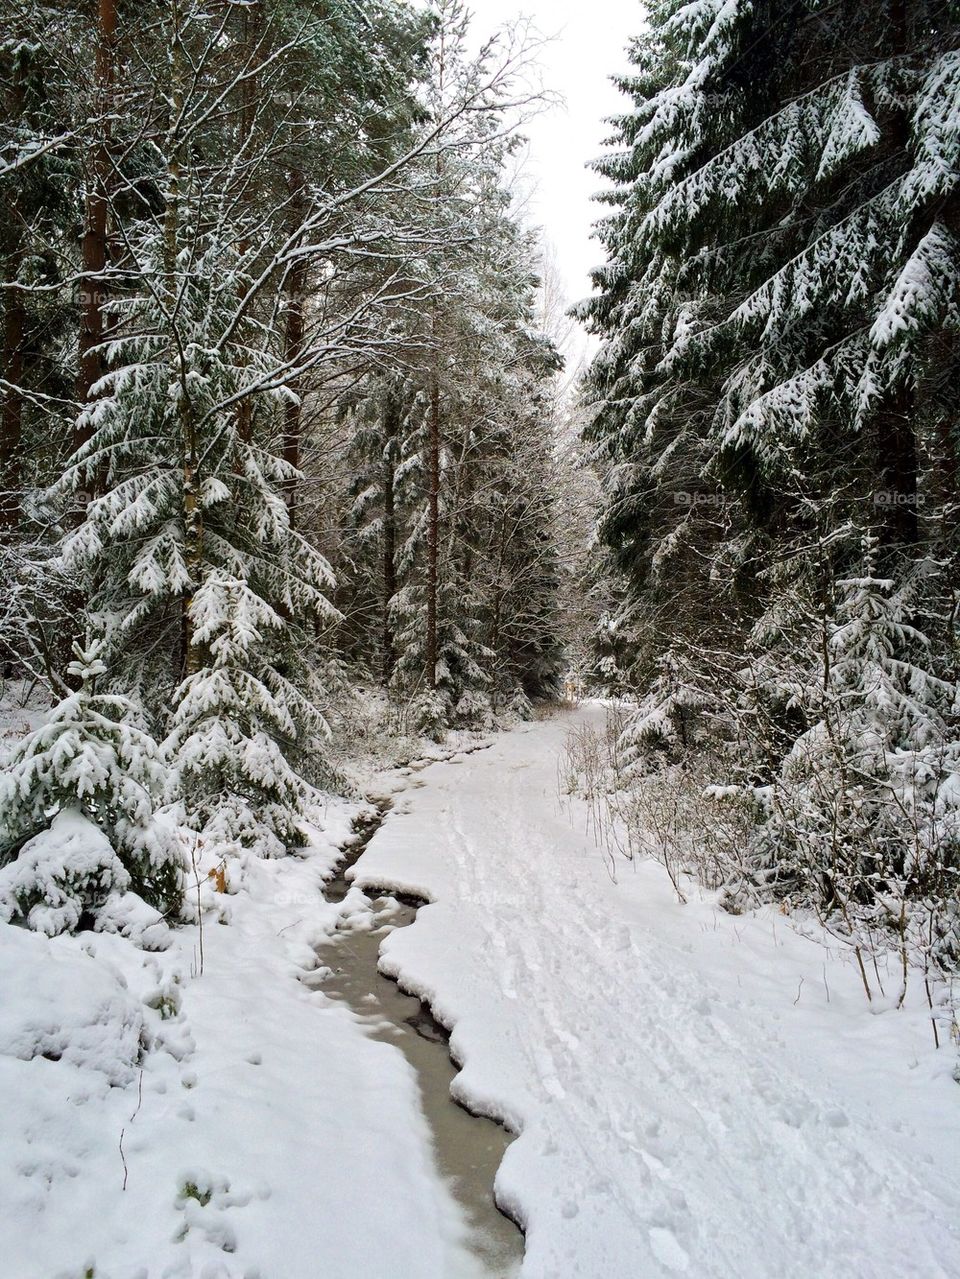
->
[559, 709, 758, 899]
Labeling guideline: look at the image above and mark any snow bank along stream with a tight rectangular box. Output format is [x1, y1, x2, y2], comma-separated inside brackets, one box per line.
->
[306, 793, 524, 1278]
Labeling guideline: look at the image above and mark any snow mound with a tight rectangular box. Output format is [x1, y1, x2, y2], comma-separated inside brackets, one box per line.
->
[95, 890, 173, 950]
[0, 924, 144, 1085]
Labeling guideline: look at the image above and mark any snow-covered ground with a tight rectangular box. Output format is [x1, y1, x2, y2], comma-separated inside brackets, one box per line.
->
[0, 788, 489, 1279]
[353, 703, 960, 1279]
[2, 702, 959, 1278]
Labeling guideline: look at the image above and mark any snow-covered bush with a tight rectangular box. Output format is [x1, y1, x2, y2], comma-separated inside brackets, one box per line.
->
[754, 551, 960, 982]
[560, 711, 760, 899]
[506, 685, 533, 721]
[601, 543, 960, 986]
[454, 689, 494, 731]
[410, 689, 449, 742]
[0, 811, 129, 936]
[617, 652, 713, 772]
[95, 890, 172, 950]
[0, 642, 182, 926]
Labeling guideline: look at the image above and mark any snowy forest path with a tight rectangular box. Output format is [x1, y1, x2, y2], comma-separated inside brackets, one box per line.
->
[351, 705, 960, 1279]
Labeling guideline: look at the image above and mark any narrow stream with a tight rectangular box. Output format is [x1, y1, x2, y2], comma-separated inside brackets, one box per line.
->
[307, 797, 524, 1278]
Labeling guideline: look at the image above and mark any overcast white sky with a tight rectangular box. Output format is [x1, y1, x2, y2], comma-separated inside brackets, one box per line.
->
[468, 1, 643, 312]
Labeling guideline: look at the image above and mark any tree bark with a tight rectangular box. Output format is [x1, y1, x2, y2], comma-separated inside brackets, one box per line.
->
[874, 384, 918, 552]
[2, 59, 27, 539]
[164, 0, 200, 678]
[235, 0, 264, 447]
[381, 395, 399, 682]
[871, 0, 917, 557]
[0, 233, 24, 538]
[281, 173, 308, 527]
[75, 0, 117, 471]
[426, 359, 440, 689]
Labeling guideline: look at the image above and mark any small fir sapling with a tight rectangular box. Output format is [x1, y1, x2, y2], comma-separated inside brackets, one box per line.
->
[0, 641, 182, 933]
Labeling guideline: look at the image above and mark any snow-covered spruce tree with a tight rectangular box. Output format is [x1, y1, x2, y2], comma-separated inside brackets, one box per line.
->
[340, 372, 415, 684]
[391, 371, 497, 733]
[578, 2, 758, 728]
[385, 0, 497, 729]
[57, 0, 436, 854]
[581, 0, 960, 933]
[0, 642, 180, 933]
[583, 0, 960, 679]
[335, 0, 565, 732]
[387, 260, 563, 730]
[469, 321, 565, 707]
[761, 538, 960, 968]
[345, 255, 564, 731]
[0, 15, 86, 688]
[162, 571, 331, 859]
[61, 223, 337, 858]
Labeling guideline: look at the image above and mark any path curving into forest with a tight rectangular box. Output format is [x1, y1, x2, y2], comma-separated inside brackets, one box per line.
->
[348, 704, 960, 1279]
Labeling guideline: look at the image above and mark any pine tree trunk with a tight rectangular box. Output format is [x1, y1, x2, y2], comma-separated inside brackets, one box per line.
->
[282, 172, 308, 527]
[235, 0, 264, 447]
[0, 50, 25, 540]
[425, 65, 446, 694]
[381, 396, 398, 683]
[872, 0, 917, 556]
[426, 360, 440, 689]
[75, 0, 117, 474]
[0, 231, 24, 539]
[874, 386, 918, 551]
[62, 0, 117, 672]
[165, 0, 200, 678]
[489, 508, 509, 665]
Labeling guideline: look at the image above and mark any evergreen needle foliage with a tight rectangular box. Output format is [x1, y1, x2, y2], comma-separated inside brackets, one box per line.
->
[0, 0, 566, 929]
[581, 0, 960, 978]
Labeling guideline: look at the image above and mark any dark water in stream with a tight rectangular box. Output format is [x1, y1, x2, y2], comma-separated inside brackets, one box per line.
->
[305, 800, 523, 1278]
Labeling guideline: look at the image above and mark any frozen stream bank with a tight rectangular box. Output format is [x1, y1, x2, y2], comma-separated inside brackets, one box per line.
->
[307, 794, 524, 1278]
